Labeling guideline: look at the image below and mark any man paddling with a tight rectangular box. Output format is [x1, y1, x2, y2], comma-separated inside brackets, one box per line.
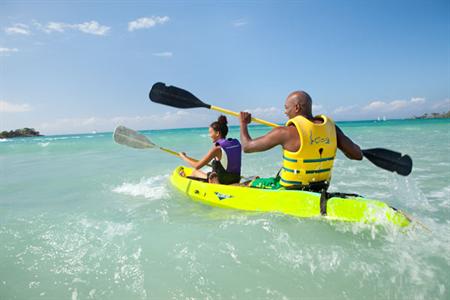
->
[239, 91, 362, 191]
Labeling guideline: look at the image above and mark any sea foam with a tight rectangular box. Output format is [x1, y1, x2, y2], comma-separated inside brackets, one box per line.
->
[112, 175, 169, 200]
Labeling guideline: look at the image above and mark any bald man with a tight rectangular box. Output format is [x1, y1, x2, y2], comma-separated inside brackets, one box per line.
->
[239, 91, 362, 191]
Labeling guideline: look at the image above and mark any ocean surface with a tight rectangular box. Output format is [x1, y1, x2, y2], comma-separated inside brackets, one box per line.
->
[1, 119, 449, 300]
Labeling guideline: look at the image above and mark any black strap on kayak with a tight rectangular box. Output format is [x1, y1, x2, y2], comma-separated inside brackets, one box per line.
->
[275, 168, 282, 178]
[284, 181, 329, 193]
[320, 192, 362, 216]
[284, 181, 330, 215]
[320, 191, 328, 216]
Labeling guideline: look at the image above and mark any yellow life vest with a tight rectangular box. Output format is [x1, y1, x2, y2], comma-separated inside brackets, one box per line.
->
[280, 115, 337, 187]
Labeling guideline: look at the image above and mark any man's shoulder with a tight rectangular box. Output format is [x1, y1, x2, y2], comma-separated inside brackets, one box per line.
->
[271, 125, 298, 140]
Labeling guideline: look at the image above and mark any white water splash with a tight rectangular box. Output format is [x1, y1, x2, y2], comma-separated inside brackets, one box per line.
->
[112, 175, 169, 200]
[71, 287, 78, 300]
[38, 142, 50, 147]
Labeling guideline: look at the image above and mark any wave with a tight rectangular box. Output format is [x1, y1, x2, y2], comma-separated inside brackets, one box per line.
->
[112, 175, 169, 200]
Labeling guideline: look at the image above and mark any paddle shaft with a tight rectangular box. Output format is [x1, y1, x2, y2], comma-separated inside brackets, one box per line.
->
[399, 210, 432, 232]
[210, 105, 279, 128]
[159, 146, 212, 167]
[159, 146, 179, 156]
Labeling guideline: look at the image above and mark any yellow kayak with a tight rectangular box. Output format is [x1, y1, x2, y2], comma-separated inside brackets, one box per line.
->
[171, 166, 411, 227]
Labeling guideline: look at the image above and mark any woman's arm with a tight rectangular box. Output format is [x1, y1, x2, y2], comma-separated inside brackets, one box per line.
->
[179, 146, 221, 170]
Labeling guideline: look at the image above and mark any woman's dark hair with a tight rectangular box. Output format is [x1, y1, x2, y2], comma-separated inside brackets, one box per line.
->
[210, 115, 228, 138]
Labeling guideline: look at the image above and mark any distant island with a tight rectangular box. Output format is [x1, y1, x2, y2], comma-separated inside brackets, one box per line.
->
[413, 110, 450, 119]
[0, 128, 42, 138]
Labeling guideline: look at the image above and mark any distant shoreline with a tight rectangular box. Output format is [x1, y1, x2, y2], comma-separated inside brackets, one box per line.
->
[412, 110, 450, 119]
[0, 128, 42, 139]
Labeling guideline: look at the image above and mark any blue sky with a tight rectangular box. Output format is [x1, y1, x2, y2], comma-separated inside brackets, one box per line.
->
[1, 0, 449, 134]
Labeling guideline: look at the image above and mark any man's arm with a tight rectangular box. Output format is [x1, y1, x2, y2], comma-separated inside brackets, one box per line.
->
[240, 112, 286, 153]
[336, 125, 363, 160]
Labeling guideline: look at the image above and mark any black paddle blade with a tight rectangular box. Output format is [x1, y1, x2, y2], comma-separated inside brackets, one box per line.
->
[149, 82, 211, 109]
[362, 148, 413, 176]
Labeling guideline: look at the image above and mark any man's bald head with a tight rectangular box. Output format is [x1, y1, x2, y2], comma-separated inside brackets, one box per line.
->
[284, 90, 313, 119]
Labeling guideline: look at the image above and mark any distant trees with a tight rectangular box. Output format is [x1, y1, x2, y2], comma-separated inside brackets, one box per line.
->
[414, 110, 450, 119]
[0, 128, 42, 138]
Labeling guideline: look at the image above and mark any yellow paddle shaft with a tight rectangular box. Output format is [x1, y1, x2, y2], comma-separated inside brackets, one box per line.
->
[159, 146, 179, 157]
[210, 105, 279, 128]
[159, 146, 212, 168]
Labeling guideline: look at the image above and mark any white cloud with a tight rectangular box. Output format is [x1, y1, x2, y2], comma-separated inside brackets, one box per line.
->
[152, 51, 173, 57]
[247, 106, 279, 114]
[43, 21, 110, 35]
[76, 21, 110, 35]
[312, 104, 324, 112]
[0, 47, 19, 55]
[389, 100, 408, 110]
[0, 100, 31, 113]
[363, 100, 386, 111]
[333, 105, 356, 114]
[328, 96, 434, 120]
[232, 19, 248, 27]
[432, 99, 450, 110]
[45, 22, 65, 33]
[411, 97, 425, 104]
[363, 97, 426, 112]
[37, 110, 213, 134]
[32, 20, 45, 31]
[128, 16, 170, 31]
[4, 23, 30, 35]
[243, 106, 284, 124]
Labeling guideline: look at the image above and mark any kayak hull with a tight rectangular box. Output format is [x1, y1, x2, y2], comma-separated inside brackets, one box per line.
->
[170, 166, 410, 227]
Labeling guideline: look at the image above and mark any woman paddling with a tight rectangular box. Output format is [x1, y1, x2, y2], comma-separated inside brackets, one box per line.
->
[179, 115, 242, 184]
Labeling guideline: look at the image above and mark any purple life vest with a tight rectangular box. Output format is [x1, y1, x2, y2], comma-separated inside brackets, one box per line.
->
[215, 138, 242, 175]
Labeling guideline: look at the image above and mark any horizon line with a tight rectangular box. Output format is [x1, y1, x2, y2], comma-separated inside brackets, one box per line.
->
[3, 117, 449, 138]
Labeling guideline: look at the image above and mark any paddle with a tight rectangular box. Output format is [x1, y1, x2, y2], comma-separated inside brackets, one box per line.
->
[149, 83, 413, 176]
[362, 148, 412, 176]
[113, 125, 211, 166]
[149, 82, 279, 127]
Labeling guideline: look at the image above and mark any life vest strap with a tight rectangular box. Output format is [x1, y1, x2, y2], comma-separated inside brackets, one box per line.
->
[305, 168, 331, 174]
[303, 157, 334, 163]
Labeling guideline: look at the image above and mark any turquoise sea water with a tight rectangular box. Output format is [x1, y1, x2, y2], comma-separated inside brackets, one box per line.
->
[1, 119, 449, 299]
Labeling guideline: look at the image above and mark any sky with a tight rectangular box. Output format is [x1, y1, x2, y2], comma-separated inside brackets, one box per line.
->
[1, 0, 449, 134]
